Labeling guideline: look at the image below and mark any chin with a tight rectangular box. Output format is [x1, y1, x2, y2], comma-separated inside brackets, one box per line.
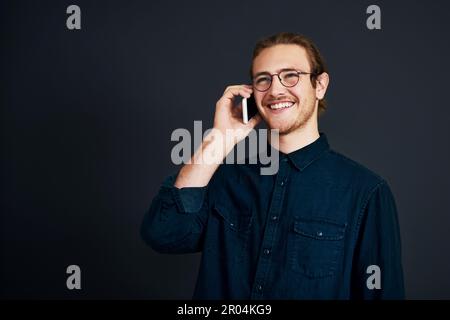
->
[266, 121, 296, 134]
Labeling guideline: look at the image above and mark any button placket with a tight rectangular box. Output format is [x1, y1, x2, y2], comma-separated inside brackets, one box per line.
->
[251, 157, 290, 299]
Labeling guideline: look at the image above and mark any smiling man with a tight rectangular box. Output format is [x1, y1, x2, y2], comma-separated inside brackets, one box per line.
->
[141, 32, 405, 299]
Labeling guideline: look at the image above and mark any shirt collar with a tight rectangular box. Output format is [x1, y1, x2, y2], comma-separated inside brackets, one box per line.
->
[270, 132, 330, 171]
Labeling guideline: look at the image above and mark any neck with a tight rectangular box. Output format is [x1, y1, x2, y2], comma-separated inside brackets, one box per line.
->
[269, 118, 320, 154]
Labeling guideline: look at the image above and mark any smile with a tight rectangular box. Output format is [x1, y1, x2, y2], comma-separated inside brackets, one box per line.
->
[269, 101, 295, 110]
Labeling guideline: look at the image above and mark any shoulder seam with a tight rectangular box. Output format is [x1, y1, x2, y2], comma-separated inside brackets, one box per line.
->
[327, 149, 384, 182]
[354, 179, 387, 240]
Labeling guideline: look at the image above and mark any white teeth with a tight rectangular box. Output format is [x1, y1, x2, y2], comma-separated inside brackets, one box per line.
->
[269, 102, 294, 110]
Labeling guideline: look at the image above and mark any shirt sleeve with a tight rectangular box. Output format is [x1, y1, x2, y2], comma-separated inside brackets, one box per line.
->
[351, 180, 405, 299]
[140, 171, 211, 254]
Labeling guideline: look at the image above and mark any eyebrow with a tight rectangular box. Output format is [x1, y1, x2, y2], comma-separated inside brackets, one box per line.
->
[253, 67, 302, 78]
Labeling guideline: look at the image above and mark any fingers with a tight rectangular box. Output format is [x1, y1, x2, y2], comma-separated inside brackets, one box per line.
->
[222, 85, 253, 100]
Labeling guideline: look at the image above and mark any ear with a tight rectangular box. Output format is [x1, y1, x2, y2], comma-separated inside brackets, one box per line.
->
[315, 72, 330, 100]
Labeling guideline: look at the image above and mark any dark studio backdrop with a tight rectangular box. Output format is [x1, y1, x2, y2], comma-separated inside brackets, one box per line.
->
[1, 0, 450, 299]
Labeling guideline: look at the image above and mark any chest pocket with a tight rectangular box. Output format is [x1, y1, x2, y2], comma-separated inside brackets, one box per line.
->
[205, 203, 253, 263]
[289, 217, 346, 279]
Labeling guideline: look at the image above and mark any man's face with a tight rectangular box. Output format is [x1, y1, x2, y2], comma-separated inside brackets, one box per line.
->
[252, 44, 323, 135]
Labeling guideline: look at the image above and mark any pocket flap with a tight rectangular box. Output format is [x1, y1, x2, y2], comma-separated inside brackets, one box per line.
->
[213, 204, 252, 232]
[294, 217, 346, 240]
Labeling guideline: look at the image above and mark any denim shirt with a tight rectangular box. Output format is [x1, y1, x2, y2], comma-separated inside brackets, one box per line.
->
[141, 133, 405, 299]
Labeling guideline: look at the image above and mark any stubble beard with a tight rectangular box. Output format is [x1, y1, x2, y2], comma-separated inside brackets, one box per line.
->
[266, 98, 316, 136]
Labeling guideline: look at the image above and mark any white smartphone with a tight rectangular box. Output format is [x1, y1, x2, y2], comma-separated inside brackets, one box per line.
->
[242, 95, 258, 124]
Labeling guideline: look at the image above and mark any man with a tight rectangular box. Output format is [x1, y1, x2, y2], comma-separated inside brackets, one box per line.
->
[141, 32, 405, 299]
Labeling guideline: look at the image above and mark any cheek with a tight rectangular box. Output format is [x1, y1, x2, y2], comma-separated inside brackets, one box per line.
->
[288, 89, 303, 103]
[254, 93, 265, 108]
[294, 87, 314, 103]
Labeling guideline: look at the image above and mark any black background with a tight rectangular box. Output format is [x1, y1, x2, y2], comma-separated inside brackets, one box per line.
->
[1, 0, 450, 299]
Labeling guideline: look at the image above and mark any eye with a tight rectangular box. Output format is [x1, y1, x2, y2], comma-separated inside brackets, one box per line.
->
[283, 72, 298, 79]
[255, 76, 271, 84]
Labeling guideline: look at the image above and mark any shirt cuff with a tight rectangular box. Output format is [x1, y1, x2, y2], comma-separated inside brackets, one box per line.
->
[160, 173, 208, 213]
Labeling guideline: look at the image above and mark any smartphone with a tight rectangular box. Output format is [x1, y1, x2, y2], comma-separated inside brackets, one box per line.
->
[242, 95, 258, 124]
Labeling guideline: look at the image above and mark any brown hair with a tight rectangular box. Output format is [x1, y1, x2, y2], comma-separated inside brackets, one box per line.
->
[250, 32, 329, 116]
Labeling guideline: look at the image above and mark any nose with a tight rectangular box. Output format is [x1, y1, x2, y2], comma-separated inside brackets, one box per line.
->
[267, 74, 287, 97]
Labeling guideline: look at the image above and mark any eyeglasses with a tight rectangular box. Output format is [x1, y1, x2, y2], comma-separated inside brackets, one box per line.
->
[252, 69, 316, 92]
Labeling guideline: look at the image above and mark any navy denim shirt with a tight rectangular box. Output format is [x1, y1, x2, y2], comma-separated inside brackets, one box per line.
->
[141, 133, 405, 299]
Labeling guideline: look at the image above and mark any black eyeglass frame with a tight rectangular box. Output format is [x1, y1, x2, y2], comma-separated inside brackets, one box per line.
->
[252, 69, 317, 92]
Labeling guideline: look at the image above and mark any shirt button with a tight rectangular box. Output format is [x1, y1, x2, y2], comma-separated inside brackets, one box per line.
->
[317, 231, 323, 237]
[257, 285, 263, 291]
[271, 215, 278, 221]
[263, 249, 271, 255]
[280, 180, 285, 187]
